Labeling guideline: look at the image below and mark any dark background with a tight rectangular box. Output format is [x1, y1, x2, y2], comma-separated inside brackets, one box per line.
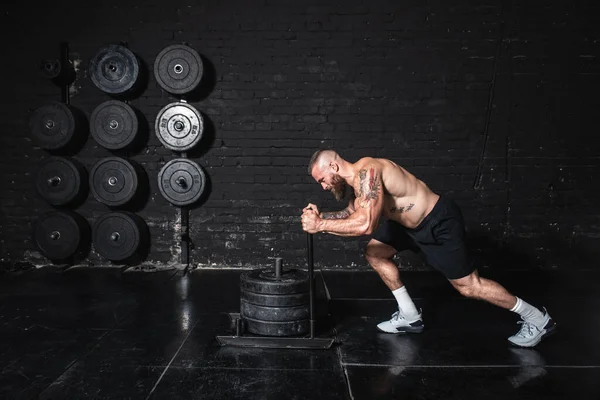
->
[0, 0, 598, 272]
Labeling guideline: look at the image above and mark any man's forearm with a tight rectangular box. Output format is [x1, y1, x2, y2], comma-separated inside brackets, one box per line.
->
[320, 209, 351, 220]
[318, 214, 368, 237]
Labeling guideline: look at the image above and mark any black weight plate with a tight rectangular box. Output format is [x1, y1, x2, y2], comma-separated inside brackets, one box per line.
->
[41, 59, 61, 79]
[33, 211, 88, 260]
[154, 102, 203, 151]
[154, 44, 203, 95]
[35, 157, 86, 206]
[158, 158, 206, 206]
[92, 211, 143, 261]
[89, 44, 140, 94]
[240, 300, 309, 322]
[244, 316, 309, 337]
[30, 102, 77, 150]
[90, 157, 138, 206]
[241, 290, 309, 307]
[240, 268, 309, 295]
[90, 100, 139, 150]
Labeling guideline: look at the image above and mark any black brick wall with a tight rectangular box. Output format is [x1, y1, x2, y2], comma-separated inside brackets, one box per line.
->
[1, 0, 599, 271]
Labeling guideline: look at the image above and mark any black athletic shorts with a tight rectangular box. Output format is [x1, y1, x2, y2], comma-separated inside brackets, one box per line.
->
[371, 195, 475, 280]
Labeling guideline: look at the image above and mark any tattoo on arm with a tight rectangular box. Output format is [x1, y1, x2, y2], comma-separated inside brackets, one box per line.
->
[321, 209, 352, 220]
[358, 168, 381, 208]
[391, 203, 415, 214]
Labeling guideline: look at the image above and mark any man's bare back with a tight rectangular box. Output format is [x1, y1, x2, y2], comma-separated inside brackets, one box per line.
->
[350, 157, 440, 229]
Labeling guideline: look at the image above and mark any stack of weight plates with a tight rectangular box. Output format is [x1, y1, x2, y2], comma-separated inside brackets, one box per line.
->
[240, 267, 310, 337]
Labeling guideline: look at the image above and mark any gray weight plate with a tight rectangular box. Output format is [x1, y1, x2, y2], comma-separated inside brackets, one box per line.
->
[33, 211, 88, 260]
[244, 317, 309, 337]
[90, 157, 139, 206]
[158, 158, 206, 206]
[154, 102, 203, 151]
[90, 100, 139, 150]
[89, 44, 140, 94]
[154, 44, 203, 95]
[240, 300, 309, 322]
[240, 290, 309, 307]
[30, 102, 78, 150]
[35, 157, 86, 206]
[92, 211, 144, 261]
[240, 269, 309, 295]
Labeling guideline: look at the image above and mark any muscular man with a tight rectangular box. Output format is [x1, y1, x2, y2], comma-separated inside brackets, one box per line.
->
[301, 150, 556, 347]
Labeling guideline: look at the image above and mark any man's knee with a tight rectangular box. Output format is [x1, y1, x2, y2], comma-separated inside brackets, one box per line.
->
[365, 246, 381, 262]
[365, 251, 382, 265]
[365, 240, 396, 265]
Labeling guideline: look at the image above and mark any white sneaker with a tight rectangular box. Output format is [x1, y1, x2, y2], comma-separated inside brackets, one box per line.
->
[377, 310, 425, 334]
[508, 308, 556, 348]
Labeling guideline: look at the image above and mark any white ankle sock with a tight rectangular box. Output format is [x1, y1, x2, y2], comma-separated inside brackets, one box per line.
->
[392, 286, 420, 321]
[510, 297, 545, 327]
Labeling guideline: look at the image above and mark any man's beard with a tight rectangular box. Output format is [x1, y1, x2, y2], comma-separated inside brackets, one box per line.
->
[330, 174, 347, 201]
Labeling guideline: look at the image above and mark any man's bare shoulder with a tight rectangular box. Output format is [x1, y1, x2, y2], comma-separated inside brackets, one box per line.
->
[362, 157, 408, 174]
[351, 158, 372, 185]
[353, 157, 386, 171]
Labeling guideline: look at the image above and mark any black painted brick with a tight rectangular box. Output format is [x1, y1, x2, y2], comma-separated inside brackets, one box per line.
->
[0, 0, 599, 270]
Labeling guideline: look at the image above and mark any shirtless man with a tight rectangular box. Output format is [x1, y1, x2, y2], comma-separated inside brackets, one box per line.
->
[301, 150, 556, 347]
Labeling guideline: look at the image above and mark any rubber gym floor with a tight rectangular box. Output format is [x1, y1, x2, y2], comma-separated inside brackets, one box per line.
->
[0, 266, 598, 399]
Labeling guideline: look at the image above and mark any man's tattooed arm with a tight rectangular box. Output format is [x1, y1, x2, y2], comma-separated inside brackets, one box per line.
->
[319, 196, 356, 220]
[317, 165, 384, 236]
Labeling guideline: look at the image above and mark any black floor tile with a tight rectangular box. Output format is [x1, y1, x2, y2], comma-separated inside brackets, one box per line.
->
[335, 297, 600, 367]
[113, 296, 205, 330]
[37, 363, 160, 400]
[149, 366, 351, 400]
[345, 365, 600, 400]
[80, 324, 195, 367]
[1, 268, 599, 400]
[0, 268, 178, 331]
[0, 327, 106, 399]
[0, 267, 176, 297]
[184, 269, 244, 311]
[0, 295, 133, 331]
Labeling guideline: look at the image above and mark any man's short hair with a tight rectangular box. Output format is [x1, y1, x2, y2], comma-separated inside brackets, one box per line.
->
[307, 149, 328, 175]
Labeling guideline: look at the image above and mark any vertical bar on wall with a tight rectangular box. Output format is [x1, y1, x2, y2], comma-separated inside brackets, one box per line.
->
[180, 206, 189, 267]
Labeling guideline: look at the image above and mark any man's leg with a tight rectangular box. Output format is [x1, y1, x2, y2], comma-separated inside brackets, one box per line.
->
[365, 239, 403, 290]
[424, 196, 555, 346]
[366, 239, 423, 333]
[449, 269, 517, 309]
[450, 270, 556, 347]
